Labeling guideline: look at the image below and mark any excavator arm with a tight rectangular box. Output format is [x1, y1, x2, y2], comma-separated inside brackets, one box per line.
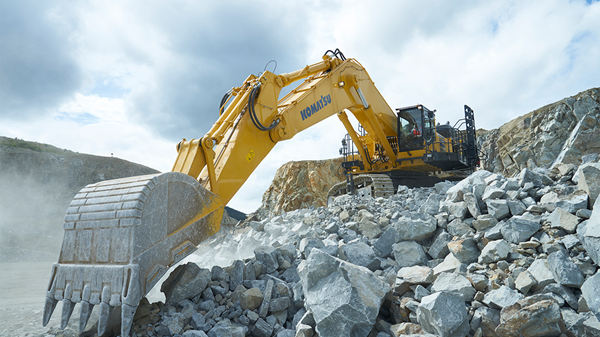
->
[43, 51, 404, 336]
[174, 52, 401, 206]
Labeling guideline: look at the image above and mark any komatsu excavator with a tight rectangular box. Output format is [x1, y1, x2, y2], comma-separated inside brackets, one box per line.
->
[42, 49, 478, 336]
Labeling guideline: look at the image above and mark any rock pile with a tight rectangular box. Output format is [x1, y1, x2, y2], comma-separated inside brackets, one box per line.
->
[128, 161, 600, 337]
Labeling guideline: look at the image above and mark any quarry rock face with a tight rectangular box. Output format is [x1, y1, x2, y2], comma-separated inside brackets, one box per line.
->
[255, 158, 345, 219]
[478, 88, 600, 176]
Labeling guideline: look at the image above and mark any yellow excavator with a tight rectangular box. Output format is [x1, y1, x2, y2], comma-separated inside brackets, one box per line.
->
[42, 49, 478, 336]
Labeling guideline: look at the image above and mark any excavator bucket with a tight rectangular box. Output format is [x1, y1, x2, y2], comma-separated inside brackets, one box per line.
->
[42, 172, 224, 336]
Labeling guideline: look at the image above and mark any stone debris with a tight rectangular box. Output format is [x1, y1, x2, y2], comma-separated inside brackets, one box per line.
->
[124, 155, 600, 337]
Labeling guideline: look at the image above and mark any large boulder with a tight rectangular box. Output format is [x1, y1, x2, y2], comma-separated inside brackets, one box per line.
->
[416, 292, 470, 337]
[578, 163, 600, 207]
[581, 272, 600, 321]
[495, 300, 564, 337]
[392, 241, 429, 268]
[161, 263, 211, 306]
[298, 249, 391, 337]
[577, 197, 600, 266]
[501, 216, 541, 244]
[547, 250, 584, 288]
[394, 212, 437, 241]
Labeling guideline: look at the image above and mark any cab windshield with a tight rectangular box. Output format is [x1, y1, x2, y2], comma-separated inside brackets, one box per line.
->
[398, 108, 424, 150]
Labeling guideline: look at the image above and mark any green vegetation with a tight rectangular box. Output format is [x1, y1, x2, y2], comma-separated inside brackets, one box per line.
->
[0, 137, 72, 154]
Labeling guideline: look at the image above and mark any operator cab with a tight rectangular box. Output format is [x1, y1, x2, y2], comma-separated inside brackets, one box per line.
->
[396, 105, 435, 152]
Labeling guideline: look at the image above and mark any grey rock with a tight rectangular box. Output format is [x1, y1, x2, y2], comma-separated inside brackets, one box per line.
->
[578, 162, 600, 206]
[514, 271, 537, 295]
[581, 272, 600, 321]
[255, 246, 280, 273]
[414, 285, 431, 301]
[211, 266, 230, 282]
[501, 216, 541, 243]
[161, 263, 211, 306]
[507, 199, 526, 216]
[428, 231, 452, 259]
[183, 331, 209, 337]
[445, 170, 492, 201]
[527, 259, 555, 291]
[482, 285, 523, 309]
[547, 250, 584, 288]
[486, 199, 510, 220]
[464, 192, 481, 218]
[576, 208, 592, 219]
[431, 272, 476, 301]
[448, 201, 469, 220]
[577, 198, 600, 266]
[472, 214, 498, 231]
[495, 300, 563, 337]
[252, 318, 273, 337]
[392, 241, 429, 268]
[416, 291, 470, 337]
[394, 212, 437, 241]
[583, 315, 600, 336]
[269, 297, 290, 312]
[208, 321, 246, 337]
[548, 207, 580, 234]
[482, 186, 505, 201]
[561, 308, 587, 336]
[447, 238, 480, 264]
[358, 218, 382, 239]
[373, 227, 398, 258]
[276, 329, 295, 337]
[258, 279, 274, 318]
[299, 238, 325, 259]
[298, 249, 390, 337]
[517, 168, 544, 187]
[544, 283, 578, 310]
[556, 190, 589, 214]
[446, 219, 474, 237]
[478, 239, 511, 264]
[230, 260, 244, 291]
[396, 265, 434, 285]
[342, 241, 380, 271]
[561, 235, 580, 249]
[296, 324, 314, 337]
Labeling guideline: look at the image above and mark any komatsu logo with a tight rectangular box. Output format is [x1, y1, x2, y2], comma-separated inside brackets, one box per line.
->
[300, 94, 332, 121]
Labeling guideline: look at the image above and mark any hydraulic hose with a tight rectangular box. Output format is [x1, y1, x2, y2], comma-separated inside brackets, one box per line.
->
[248, 83, 279, 131]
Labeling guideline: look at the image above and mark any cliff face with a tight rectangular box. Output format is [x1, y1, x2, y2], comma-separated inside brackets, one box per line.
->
[255, 158, 345, 219]
[478, 88, 600, 176]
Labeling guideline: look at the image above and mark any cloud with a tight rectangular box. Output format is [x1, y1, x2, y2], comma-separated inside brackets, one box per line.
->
[0, 0, 84, 119]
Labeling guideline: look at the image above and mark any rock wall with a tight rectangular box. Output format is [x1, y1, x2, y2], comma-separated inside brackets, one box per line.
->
[478, 88, 600, 176]
[256, 158, 345, 219]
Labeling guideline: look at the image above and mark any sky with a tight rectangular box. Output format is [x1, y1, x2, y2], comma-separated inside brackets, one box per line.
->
[1, 0, 599, 213]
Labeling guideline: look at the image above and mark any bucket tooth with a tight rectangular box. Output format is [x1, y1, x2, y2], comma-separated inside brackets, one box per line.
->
[98, 302, 112, 336]
[60, 299, 75, 329]
[43, 172, 224, 335]
[121, 304, 136, 337]
[42, 297, 58, 326]
[79, 301, 93, 332]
